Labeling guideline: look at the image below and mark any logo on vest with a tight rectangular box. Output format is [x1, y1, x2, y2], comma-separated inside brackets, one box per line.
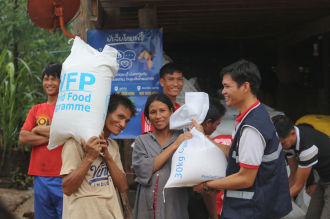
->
[89, 161, 111, 187]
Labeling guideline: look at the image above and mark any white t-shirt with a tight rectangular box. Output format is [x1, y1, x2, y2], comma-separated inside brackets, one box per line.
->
[232, 123, 266, 169]
[60, 138, 124, 219]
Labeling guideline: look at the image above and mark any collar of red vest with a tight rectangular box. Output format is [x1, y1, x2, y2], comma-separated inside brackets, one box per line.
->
[235, 100, 260, 123]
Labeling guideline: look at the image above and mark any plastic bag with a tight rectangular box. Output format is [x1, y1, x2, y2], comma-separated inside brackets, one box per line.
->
[48, 37, 118, 149]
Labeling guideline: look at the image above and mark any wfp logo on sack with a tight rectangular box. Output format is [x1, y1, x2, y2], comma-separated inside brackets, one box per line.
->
[55, 72, 95, 113]
[89, 161, 111, 187]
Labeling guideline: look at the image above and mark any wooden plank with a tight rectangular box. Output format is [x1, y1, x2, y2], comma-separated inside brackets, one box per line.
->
[90, 0, 104, 29]
[116, 139, 135, 219]
[73, 10, 82, 36]
[121, 14, 315, 22]
[138, 7, 158, 28]
[77, 0, 95, 41]
[103, 7, 121, 29]
[119, 192, 133, 219]
[275, 15, 330, 46]
[101, 0, 330, 8]
[121, 18, 308, 26]
[102, 1, 330, 10]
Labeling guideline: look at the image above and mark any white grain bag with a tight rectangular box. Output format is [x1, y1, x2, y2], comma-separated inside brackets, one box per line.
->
[164, 127, 227, 189]
[48, 37, 118, 149]
[170, 92, 209, 130]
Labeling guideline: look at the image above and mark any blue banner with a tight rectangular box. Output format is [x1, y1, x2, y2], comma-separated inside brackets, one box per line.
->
[87, 29, 163, 139]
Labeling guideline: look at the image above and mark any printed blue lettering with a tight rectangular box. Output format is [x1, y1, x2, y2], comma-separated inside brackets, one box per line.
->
[176, 167, 183, 172]
[74, 104, 84, 111]
[66, 73, 78, 90]
[60, 74, 66, 91]
[178, 140, 188, 153]
[175, 173, 182, 178]
[79, 73, 95, 90]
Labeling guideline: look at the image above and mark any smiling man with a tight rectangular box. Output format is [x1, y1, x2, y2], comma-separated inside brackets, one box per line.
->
[192, 60, 292, 219]
[60, 94, 136, 219]
[19, 63, 64, 219]
[141, 62, 183, 133]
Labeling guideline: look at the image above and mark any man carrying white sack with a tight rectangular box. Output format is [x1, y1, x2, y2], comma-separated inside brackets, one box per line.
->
[60, 94, 136, 219]
[192, 60, 292, 219]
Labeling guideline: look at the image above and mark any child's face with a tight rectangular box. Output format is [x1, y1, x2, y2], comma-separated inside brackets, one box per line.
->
[43, 75, 60, 96]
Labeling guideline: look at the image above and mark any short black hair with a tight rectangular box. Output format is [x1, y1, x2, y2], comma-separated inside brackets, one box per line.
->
[272, 115, 294, 138]
[108, 93, 136, 117]
[220, 60, 261, 96]
[41, 63, 62, 80]
[159, 62, 183, 79]
[203, 97, 227, 123]
[144, 93, 174, 120]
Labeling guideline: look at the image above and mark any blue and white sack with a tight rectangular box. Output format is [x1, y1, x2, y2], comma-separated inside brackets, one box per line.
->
[164, 127, 227, 189]
[48, 37, 118, 149]
[165, 92, 227, 190]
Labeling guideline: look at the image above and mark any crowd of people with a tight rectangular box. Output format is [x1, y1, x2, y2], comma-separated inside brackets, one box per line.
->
[14, 60, 330, 219]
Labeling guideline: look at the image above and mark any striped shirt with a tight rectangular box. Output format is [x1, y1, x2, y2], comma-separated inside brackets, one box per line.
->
[284, 125, 330, 181]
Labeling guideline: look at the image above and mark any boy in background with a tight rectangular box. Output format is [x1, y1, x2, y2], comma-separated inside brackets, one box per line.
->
[19, 63, 63, 219]
[141, 62, 183, 133]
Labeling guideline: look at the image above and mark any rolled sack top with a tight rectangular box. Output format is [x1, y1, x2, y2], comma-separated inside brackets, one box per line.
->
[170, 92, 209, 130]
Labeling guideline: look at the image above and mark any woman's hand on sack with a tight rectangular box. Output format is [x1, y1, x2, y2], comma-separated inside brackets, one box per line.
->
[99, 131, 111, 159]
[204, 189, 221, 195]
[174, 132, 192, 148]
[193, 182, 204, 193]
[81, 136, 106, 161]
[190, 118, 205, 134]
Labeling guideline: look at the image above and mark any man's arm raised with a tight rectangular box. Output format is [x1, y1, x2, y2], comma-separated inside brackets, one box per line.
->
[62, 137, 103, 196]
[100, 132, 128, 193]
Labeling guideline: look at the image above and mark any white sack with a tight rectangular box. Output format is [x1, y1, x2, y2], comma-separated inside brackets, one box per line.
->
[282, 166, 311, 219]
[176, 78, 198, 106]
[282, 201, 306, 219]
[48, 37, 118, 149]
[170, 92, 209, 130]
[164, 127, 227, 188]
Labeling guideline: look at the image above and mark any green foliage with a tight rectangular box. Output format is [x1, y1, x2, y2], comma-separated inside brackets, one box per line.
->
[0, 50, 43, 164]
[10, 167, 34, 190]
[0, 0, 73, 161]
[0, 0, 72, 66]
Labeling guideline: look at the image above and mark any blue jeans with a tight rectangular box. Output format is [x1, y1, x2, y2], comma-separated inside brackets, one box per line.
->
[34, 176, 63, 219]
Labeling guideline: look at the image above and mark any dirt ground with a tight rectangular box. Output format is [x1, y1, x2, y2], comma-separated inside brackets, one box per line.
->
[0, 188, 136, 218]
[0, 188, 34, 219]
